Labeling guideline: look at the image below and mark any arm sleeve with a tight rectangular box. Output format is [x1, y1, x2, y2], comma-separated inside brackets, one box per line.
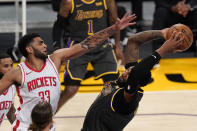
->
[125, 52, 161, 94]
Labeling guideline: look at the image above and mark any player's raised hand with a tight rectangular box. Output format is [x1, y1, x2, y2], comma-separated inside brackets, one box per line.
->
[161, 28, 170, 40]
[157, 31, 184, 56]
[115, 12, 136, 30]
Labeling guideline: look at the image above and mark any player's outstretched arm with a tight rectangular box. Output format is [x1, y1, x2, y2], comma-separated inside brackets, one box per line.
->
[111, 30, 185, 114]
[124, 31, 185, 101]
[0, 68, 20, 95]
[124, 28, 169, 63]
[50, 12, 136, 71]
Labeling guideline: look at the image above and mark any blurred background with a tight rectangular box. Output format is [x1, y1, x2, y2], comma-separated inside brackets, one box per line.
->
[1, 1, 197, 131]
[0, 0, 196, 61]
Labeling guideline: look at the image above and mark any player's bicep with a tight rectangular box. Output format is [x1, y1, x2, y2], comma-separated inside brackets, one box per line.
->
[51, 44, 87, 61]
[0, 70, 16, 95]
[106, 0, 118, 25]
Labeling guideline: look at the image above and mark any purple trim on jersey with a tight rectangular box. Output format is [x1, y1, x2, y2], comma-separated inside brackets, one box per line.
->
[64, 61, 69, 79]
[67, 39, 72, 48]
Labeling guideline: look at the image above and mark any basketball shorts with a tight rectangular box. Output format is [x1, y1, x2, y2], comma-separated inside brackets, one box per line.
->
[64, 40, 119, 85]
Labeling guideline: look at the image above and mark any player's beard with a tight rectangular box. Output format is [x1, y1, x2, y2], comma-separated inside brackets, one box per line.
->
[32, 47, 48, 60]
[0, 72, 3, 79]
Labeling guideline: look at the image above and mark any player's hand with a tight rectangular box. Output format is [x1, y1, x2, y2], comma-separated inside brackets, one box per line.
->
[115, 12, 136, 30]
[172, 0, 185, 14]
[181, 4, 190, 17]
[176, 0, 189, 17]
[171, 5, 179, 13]
[157, 31, 184, 56]
[169, 31, 185, 53]
[161, 28, 170, 40]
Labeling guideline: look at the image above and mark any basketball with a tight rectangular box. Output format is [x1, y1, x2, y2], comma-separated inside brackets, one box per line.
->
[166, 24, 193, 51]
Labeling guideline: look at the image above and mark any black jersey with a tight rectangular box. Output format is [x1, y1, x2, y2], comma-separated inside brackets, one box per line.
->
[81, 86, 143, 131]
[68, 0, 108, 42]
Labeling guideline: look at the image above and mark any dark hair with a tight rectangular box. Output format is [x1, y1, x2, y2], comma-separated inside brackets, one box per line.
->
[0, 52, 11, 61]
[28, 102, 53, 131]
[18, 33, 40, 58]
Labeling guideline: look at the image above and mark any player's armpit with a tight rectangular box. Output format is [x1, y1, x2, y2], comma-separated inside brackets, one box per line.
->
[6, 104, 16, 124]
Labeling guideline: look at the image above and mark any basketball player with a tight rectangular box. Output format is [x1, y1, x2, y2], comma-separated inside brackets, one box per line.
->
[57, 0, 125, 110]
[0, 13, 136, 131]
[81, 29, 185, 131]
[0, 53, 16, 126]
[28, 102, 53, 131]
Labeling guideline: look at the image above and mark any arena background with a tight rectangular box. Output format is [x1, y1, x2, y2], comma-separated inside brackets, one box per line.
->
[1, 1, 197, 131]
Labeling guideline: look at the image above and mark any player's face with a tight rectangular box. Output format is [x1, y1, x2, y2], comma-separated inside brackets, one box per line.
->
[120, 67, 133, 82]
[0, 57, 13, 74]
[31, 37, 48, 60]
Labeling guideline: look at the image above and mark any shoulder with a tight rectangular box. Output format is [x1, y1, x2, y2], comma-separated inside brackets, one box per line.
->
[6, 66, 21, 78]
[60, 0, 73, 16]
[0, 66, 22, 88]
[8, 66, 22, 84]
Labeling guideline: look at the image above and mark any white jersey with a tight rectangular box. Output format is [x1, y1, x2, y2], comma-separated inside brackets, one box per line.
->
[14, 56, 61, 128]
[0, 85, 16, 126]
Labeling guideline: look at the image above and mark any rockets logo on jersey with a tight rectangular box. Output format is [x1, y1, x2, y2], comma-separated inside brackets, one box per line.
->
[0, 101, 12, 111]
[27, 76, 57, 92]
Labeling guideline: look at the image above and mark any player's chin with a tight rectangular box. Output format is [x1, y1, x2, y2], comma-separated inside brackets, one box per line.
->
[40, 52, 48, 59]
[43, 51, 48, 56]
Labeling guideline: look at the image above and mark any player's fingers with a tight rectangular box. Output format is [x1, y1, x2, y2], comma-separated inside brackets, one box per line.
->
[170, 31, 176, 40]
[174, 32, 182, 41]
[176, 37, 184, 49]
[116, 18, 121, 24]
[128, 22, 136, 26]
[122, 12, 130, 19]
[127, 14, 136, 21]
[178, 36, 184, 44]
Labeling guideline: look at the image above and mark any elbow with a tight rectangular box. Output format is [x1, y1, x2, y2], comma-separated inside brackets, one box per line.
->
[127, 36, 141, 47]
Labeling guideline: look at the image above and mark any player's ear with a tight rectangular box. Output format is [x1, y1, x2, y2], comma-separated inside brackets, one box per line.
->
[26, 46, 33, 55]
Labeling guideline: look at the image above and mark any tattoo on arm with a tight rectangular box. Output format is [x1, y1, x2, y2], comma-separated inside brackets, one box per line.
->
[80, 25, 116, 49]
[129, 30, 163, 46]
[80, 40, 93, 49]
[124, 30, 163, 63]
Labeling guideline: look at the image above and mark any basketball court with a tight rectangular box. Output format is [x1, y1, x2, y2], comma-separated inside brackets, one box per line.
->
[0, 1, 197, 130]
[1, 58, 197, 131]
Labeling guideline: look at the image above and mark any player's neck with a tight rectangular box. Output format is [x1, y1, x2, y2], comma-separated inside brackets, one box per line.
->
[26, 56, 46, 71]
